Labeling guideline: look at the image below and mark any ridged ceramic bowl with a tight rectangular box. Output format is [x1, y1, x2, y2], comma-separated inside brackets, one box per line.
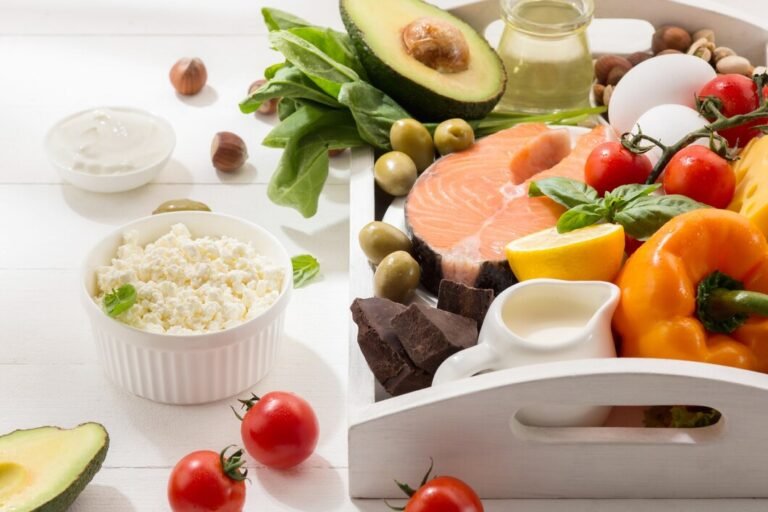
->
[81, 211, 292, 404]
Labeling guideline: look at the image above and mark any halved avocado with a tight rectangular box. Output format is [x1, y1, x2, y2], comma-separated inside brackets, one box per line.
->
[0, 423, 109, 511]
[341, 0, 506, 121]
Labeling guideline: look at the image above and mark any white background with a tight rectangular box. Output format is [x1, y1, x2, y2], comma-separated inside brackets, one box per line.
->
[0, 0, 766, 510]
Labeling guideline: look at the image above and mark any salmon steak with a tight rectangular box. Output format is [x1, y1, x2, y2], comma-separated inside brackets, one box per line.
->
[405, 123, 610, 294]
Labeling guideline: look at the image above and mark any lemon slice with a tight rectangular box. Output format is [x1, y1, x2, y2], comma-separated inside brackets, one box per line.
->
[505, 223, 625, 282]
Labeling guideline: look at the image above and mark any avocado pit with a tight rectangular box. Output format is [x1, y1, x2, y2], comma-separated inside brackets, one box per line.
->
[402, 17, 470, 73]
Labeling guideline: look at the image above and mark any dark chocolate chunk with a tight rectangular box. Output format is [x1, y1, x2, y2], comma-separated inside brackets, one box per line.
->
[437, 280, 495, 328]
[391, 303, 478, 374]
[350, 298, 432, 396]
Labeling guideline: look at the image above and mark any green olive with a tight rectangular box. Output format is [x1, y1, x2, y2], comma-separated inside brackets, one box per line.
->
[390, 119, 435, 173]
[434, 118, 475, 155]
[374, 250, 421, 303]
[359, 221, 413, 265]
[152, 199, 211, 215]
[374, 151, 418, 196]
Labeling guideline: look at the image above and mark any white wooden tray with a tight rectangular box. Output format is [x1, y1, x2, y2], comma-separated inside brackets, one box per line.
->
[348, 0, 768, 499]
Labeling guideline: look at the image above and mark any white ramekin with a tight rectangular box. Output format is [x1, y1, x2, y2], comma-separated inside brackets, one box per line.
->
[81, 211, 292, 404]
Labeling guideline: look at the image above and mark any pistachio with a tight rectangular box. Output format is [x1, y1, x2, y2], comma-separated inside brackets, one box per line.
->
[593, 84, 605, 106]
[687, 38, 715, 62]
[716, 55, 753, 76]
[692, 28, 715, 45]
[602, 85, 614, 107]
[627, 52, 653, 66]
[652, 26, 692, 54]
[594, 55, 632, 85]
[692, 46, 712, 63]
[713, 46, 736, 63]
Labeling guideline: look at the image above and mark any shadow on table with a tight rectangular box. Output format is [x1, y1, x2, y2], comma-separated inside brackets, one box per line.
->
[256, 454, 345, 511]
[175, 85, 218, 107]
[282, 220, 349, 274]
[71, 485, 136, 511]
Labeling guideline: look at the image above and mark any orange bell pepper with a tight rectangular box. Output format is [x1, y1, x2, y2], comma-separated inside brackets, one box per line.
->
[614, 208, 768, 373]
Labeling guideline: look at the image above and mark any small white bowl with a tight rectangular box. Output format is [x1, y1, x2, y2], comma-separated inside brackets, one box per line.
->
[81, 212, 292, 404]
[45, 106, 175, 193]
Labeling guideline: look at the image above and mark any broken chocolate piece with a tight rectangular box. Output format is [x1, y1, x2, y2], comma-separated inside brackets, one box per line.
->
[437, 279, 495, 328]
[392, 303, 478, 374]
[351, 298, 432, 396]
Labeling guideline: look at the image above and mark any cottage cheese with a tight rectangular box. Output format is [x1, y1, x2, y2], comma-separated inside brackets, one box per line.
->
[95, 223, 284, 334]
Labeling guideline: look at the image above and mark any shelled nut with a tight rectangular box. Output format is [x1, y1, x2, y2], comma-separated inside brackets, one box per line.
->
[594, 55, 632, 85]
[211, 132, 248, 173]
[692, 28, 715, 45]
[713, 47, 736, 63]
[652, 26, 692, 54]
[687, 38, 714, 62]
[717, 55, 753, 76]
[603, 85, 614, 107]
[593, 84, 606, 106]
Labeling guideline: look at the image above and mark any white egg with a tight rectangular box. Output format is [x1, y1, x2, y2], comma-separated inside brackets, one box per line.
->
[608, 54, 716, 135]
[630, 104, 710, 165]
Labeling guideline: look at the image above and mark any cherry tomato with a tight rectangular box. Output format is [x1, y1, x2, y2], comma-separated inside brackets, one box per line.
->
[406, 476, 483, 512]
[698, 74, 766, 147]
[168, 447, 247, 512]
[238, 391, 319, 469]
[662, 146, 735, 208]
[585, 141, 653, 196]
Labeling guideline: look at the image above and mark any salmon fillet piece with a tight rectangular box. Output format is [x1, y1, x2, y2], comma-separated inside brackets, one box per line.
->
[405, 124, 610, 294]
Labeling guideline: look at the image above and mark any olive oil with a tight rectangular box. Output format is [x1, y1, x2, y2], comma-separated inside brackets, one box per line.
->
[497, 0, 594, 113]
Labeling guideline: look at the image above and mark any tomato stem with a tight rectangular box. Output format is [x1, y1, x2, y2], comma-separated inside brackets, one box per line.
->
[638, 72, 768, 185]
[219, 445, 249, 482]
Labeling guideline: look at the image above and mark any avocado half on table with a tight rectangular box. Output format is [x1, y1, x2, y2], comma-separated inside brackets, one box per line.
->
[341, 0, 507, 120]
[0, 423, 109, 511]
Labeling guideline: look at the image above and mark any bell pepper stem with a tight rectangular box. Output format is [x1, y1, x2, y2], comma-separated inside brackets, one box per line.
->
[708, 289, 768, 318]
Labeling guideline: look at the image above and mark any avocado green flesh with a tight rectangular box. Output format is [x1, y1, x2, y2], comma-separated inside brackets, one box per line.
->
[341, 0, 506, 121]
[0, 423, 109, 512]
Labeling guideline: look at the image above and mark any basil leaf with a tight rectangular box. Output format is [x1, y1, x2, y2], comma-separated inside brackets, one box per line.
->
[240, 66, 341, 114]
[556, 203, 608, 233]
[529, 177, 600, 209]
[269, 30, 359, 97]
[606, 183, 661, 204]
[614, 194, 706, 240]
[264, 61, 287, 80]
[261, 8, 311, 31]
[268, 107, 360, 217]
[288, 26, 367, 80]
[292, 254, 320, 287]
[337, 81, 411, 150]
[103, 284, 136, 318]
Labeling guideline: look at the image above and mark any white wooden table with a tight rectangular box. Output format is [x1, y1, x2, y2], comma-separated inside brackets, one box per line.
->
[1, 0, 767, 510]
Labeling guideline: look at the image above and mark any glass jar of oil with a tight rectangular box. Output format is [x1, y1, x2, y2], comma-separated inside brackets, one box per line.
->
[496, 0, 594, 113]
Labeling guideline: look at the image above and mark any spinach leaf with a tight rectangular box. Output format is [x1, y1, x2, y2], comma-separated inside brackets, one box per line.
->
[261, 8, 311, 31]
[263, 102, 363, 148]
[103, 284, 137, 318]
[277, 97, 299, 121]
[288, 26, 368, 80]
[268, 107, 360, 217]
[556, 203, 608, 233]
[264, 61, 287, 80]
[529, 177, 600, 209]
[240, 66, 341, 114]
[337, 81, 411, 150]
[269, 30, 359, 97]
[614, 194, 706, 240]
[292, 254, 321, 287]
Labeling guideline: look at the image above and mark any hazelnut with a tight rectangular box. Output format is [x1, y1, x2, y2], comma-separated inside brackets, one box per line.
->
[594, 55, 632, 85]
[713, 46, 736, 63]
[248, 79, 278, 116]
[593, 84, 606, 106]
[606, 66, 628, 86]
[627, 52, 653, 66]
[169, 57, 207, 96]
[211, 132, 248, 173]
[602, 85, 614, 107]
[692, 28, 716, 45]
[716, 55, 753, 76]
[652, 26, 692, 54]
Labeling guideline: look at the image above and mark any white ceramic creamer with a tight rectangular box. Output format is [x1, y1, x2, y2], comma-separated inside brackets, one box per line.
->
[433, 279, 620, 426]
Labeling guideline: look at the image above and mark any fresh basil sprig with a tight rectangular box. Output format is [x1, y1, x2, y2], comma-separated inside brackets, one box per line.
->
[529, 177, 706, 240]
[103, 284, 137, 318]
[292, 254, 320, 288]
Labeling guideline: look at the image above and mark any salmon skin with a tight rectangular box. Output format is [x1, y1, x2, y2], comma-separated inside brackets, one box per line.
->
[405, 124, 610, 295]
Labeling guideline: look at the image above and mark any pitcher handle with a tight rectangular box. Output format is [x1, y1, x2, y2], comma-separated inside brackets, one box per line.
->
[433, 343, 498, 386]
